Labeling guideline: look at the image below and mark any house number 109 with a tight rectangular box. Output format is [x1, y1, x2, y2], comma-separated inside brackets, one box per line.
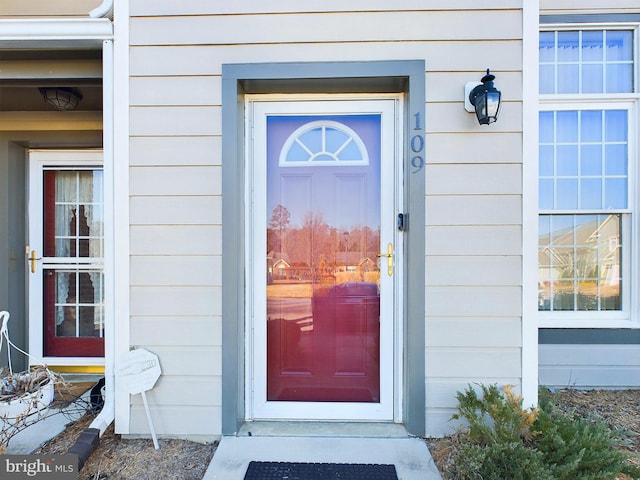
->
[411, 112, 424, 173]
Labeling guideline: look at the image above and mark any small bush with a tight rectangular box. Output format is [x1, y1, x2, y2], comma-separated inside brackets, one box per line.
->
[534, 389, 640, 480]
[451, 384, 638, 480]
[452, 384, 538, 446]
[455, 441, 552, 480]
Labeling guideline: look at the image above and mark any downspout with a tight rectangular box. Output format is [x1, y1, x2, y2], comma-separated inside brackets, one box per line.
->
[89, 0, 114, 20]
[67, 0, 116, 470]
[68, 371, 114, 470]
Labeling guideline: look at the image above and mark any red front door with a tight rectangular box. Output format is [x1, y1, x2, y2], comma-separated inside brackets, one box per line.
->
[265, 114, 383, 403]
[41, 168, 104, 357]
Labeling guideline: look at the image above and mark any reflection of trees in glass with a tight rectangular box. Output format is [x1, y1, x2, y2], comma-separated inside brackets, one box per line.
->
[268, 204, 291, 256]
[267, 205, 380, 284]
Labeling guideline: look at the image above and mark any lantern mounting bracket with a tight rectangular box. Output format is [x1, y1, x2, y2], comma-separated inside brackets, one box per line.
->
[464, 81, 482, 113]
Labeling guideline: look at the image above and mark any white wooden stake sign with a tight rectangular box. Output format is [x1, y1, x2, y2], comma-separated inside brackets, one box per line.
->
[116, 348, 162, 449]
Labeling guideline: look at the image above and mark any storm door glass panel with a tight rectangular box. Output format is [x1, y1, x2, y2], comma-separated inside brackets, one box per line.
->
[43, 169, 104, 356]
[266, 115, 381, 403]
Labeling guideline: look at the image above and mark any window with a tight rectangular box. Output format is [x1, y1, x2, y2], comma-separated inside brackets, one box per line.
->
[278, 119, 370, 166]
[538, 26, 638, 327]
[539, 29, 633, 94]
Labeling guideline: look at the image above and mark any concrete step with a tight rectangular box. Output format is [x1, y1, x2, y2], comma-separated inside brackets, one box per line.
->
[204, 434, 442, 480]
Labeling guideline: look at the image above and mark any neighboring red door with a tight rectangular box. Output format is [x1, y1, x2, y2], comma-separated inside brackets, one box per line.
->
[265, 114, 382, 403]
[42, 169, 104, 357]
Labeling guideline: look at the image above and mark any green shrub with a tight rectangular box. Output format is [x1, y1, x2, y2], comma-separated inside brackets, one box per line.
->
[454, 441, 552, 480]
[451, 384, 639, 480]
[452, 384, 538, 446]
[534, 389, 640, 480]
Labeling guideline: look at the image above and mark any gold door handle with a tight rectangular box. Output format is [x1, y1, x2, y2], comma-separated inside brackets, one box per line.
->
[26, 247, 41, 274]
[375, 243, 393, 276]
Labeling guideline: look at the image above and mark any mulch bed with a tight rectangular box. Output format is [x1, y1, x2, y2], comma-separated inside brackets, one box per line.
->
[33, 389, 639, 480]
[35, 413, 217, 480]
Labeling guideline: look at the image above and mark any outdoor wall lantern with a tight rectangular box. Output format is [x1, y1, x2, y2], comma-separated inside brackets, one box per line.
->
[464, 69, 501, 125]
[39, 87, 83, 111]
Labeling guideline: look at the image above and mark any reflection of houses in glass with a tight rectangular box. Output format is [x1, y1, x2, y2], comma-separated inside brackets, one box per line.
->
[267, 250, 378, 284]
[273, 258, 292, 279]
[335, 252, 377, 274]
[271, 254, 311, 281]
[538, 214, 621, 311]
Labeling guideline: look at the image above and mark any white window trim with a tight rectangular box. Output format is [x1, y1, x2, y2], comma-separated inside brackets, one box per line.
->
[539, 23, 640, 329]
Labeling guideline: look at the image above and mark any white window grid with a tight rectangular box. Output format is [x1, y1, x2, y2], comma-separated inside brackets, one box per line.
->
[48, 168, 105, 261]
[539, 23, 640, 97]
[540, 28, 635, 95]
[538, 107, 636, 327]
[54, 268, 105, 338]
[539, 108, 630, 211]
[539, 23, 639, 328]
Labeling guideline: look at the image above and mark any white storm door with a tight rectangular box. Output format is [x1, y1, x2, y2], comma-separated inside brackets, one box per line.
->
[28, 150, 105, 364]
[248, 97, 403, 421]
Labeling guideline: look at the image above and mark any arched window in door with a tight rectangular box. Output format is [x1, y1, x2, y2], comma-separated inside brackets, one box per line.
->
[279, 120, 369, 167]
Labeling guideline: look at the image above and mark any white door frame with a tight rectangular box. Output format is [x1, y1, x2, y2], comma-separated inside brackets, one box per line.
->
[245, 94, 404, 421]
[27, 149, 105, 367]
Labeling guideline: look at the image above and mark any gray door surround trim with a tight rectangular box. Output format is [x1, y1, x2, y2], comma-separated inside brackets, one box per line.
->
[221, 60, 426, 436]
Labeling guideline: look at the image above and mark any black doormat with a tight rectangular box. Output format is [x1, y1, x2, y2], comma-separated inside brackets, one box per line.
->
[244, 461, 398, 480]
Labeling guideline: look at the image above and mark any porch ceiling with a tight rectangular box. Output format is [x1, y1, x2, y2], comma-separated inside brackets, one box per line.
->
[0, 49, 102, 112]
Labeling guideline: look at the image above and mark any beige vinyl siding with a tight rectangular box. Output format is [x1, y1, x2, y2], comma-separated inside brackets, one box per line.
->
[0, 0, 101, 17]
[130, 1, 525, 16]
[426, 164, 522, 195]
[128, 3, 524, 438]
[130, 77, 221, 106]
[130, 197, 221, 226]
[129, 11, 522, 46]
[130, 107, 220, 137]
[427, 256, 522, 285]
[128, 88, 222, 440]
[130, 137, 220, 166]
[130, 42, 523, 76]
[427, 227, 522, 257]
[427, 133, 522, 164]
[426, 196, 521, 226]
[424, 35, 523, 432]
[427, 315, 522, 431]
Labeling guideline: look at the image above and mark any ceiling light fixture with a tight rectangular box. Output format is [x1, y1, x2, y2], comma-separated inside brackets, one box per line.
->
[39, 87, 83, 111]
